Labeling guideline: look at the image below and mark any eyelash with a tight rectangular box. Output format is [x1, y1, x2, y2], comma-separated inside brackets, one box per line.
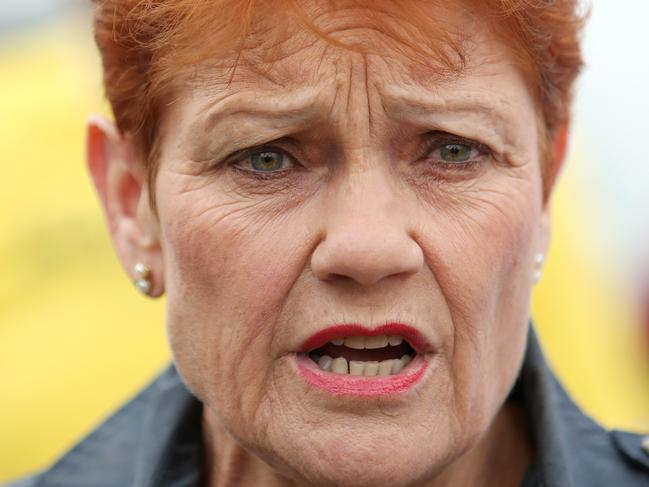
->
[228, 145, 298, 180]
[226, 134, 490, 179]
[422, 133, 489, 171]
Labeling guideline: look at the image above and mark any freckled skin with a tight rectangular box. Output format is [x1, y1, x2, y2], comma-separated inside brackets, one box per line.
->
[141, 5, 547, 487]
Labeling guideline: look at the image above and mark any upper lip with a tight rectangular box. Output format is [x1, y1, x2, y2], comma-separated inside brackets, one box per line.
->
[299, 322, 430, 354]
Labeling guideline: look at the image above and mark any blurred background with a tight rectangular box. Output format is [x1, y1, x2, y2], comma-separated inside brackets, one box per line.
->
[1, 0, 648, 482]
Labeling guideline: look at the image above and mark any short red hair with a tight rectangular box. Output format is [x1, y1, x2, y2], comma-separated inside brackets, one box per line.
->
[93, 0, 585, 203]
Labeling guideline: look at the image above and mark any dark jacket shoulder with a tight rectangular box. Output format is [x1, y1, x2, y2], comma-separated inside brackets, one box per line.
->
[519, 330, 649, 486]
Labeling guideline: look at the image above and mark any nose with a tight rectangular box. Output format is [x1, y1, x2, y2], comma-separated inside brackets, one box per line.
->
[310, 168, 424, 287]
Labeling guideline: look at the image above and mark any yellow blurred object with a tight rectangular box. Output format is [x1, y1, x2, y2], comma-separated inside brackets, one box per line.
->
[1, 11, 648, 484]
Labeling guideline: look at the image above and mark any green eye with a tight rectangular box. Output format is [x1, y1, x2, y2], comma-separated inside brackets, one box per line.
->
[250, 151, 285, 172]
[439, 143, 471, 162]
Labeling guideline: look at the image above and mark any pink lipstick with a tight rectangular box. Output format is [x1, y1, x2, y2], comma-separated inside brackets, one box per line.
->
[295, 322, 432, 396]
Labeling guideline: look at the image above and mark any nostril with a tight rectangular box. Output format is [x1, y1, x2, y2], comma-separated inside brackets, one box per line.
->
[327, 269, 414, 287]
[324, 272, 354, 283]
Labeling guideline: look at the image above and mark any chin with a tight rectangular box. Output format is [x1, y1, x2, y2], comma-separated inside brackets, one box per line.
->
[288, 451, 446, 487]
[261, 420, 467, 487]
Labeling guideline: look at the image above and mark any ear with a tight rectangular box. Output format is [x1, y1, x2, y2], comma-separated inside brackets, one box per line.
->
[545, 124, 569, 201]
[538, 123, 569, 259]
[86, 115, 164, 297]
[551, 124, 569, 182]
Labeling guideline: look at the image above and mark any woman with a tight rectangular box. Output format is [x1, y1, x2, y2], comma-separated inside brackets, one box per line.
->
[10, 0, 649, 486]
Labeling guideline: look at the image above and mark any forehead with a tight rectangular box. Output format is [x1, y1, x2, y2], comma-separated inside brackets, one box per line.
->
[156, 0, 535, 160]
[173, 0, 513, 94]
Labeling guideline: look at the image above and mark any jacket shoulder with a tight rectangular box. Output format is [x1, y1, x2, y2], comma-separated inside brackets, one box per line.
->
[550, 373, 649, 485]
[520, 329, 649, 486]
[610, 429, 649, 474]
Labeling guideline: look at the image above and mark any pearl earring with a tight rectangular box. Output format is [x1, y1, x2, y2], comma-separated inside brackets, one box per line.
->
[133, 262, 152, 295]
[533, 253, 545, 284]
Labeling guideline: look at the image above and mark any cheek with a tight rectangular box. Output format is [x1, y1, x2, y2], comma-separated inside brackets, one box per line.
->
[156, 181, 314, 416]
[422, 172, 541, 419]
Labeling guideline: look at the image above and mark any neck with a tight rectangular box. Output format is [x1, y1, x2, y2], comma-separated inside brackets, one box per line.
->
[431, 400, 534, 487]
[202, 400, 533, 487]
[202, 412, 303, 487]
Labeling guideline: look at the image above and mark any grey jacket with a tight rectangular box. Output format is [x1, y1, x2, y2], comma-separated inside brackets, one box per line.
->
[6, 327, 649, 486]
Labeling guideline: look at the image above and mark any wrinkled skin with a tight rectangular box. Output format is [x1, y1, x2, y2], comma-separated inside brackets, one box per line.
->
[88, 2, 558, 486]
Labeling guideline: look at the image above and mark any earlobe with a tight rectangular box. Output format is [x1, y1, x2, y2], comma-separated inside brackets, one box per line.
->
[86, 115, 164, 297]
[533, 196, 553, 284]
[539, 205, 552, 260]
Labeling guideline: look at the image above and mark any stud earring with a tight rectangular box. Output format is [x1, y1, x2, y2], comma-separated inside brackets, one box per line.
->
[533, 253, 545, 284]
[133, 262, 152, 295]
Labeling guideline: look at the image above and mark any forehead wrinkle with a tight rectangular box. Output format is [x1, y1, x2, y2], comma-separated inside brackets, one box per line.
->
[380, 81, 512, 121]
[195, 85, 330, 135]
[236, 36, 326, 88]
[378, 83, 523, 146]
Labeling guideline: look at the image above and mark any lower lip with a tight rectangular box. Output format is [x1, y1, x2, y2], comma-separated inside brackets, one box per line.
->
[295, 353, 430, 396]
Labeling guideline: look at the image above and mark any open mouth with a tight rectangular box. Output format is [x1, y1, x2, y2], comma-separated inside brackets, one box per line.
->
[296, 324, 430, 395]
[308, 335, 415, 376]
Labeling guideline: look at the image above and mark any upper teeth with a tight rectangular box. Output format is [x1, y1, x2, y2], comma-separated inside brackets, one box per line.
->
[317, 355, 412, 376]
[330, 335, 404, 349]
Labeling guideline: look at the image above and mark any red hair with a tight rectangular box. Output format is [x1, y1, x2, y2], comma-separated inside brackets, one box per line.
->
[92, 0, 585, 204]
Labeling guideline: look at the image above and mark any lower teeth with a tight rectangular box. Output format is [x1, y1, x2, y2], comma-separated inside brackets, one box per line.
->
[313, 355, 412, 376]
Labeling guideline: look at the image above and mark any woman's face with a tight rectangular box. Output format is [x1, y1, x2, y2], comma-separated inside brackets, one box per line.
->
[146, 4, 548, 486]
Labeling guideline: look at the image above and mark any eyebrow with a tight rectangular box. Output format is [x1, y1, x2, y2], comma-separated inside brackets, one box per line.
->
[198, 87, 326, 134]
[380, 87, 513, 128]
[378, 87, 521, 153]
[185, 83, 524, 161]
[180, 87, 330, 163]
